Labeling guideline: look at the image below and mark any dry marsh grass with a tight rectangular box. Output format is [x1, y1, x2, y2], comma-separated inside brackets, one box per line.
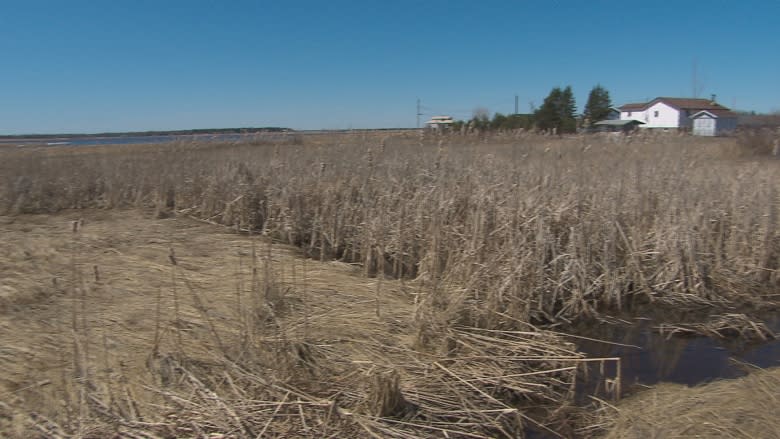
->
[0, 209, 589, 438]
[0, 131, 778, 437]
[3, 132, 777, 324]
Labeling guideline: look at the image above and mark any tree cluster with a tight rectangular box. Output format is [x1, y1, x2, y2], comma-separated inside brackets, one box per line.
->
[453, 105, 535, 132]
[534, 86, 578, 134]
[450, 85, 612, 134]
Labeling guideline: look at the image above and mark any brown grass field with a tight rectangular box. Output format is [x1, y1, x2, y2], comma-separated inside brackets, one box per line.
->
[0, 131, 778, 437]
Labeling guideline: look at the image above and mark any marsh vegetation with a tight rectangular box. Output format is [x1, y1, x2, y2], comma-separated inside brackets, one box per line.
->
[0, 131, 777, 437]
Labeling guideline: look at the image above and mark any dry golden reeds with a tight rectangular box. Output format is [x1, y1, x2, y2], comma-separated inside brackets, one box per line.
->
[1, 131, 779, 438]
[1, 206, 623, 438]
[656, 313, 777, 341]
[2, 133, 778, 327]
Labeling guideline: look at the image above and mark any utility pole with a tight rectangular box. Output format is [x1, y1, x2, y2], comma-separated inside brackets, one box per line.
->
[514, 94, 519, 115]
[416, 98, 422, 128]
[692, 59, 698, 98]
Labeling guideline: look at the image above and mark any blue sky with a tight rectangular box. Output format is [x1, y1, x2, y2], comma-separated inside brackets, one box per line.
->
[1, 0, 779, 134]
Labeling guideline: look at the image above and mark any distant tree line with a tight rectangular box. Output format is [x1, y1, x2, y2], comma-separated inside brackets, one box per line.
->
[453, 84, 613, 134]
[452, 112, 535, 132]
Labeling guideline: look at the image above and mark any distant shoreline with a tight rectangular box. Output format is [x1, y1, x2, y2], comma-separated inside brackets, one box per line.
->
[0, 127, 420, 143]
[0, 128, 417, 148]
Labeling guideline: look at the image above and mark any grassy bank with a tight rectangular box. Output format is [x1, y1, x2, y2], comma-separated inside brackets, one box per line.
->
[599, 366, 780, 438]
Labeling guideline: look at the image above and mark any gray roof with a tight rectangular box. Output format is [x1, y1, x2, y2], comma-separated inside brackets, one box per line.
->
[594, 119, 645, 126]
[689, 109, 738, 119]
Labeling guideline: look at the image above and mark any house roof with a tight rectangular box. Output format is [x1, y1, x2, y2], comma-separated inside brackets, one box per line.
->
[619, 97, 733, 113]
[653, 97, 728, 111]
[619, 103, 646, 111]
[689, 109, 738, 119]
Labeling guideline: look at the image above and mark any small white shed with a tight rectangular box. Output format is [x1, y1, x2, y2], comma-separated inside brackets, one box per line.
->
[690, 110, 738, 136]
[425, 116, 454, 131]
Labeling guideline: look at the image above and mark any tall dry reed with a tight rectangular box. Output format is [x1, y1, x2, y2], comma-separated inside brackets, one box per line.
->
[1, 132, 777, 330]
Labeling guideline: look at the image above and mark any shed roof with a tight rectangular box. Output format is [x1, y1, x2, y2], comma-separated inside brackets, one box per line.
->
[594, 119, 645, 126]
[689, 109, 738, 119]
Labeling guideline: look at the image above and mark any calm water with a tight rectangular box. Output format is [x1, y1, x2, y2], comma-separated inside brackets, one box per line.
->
[575, 314, 780, 392]
[3, 132, 295, 147]
[528, 314, 780, 438]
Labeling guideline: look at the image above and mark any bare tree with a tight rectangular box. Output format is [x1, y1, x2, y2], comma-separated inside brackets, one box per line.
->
[472, 107, 490, 121]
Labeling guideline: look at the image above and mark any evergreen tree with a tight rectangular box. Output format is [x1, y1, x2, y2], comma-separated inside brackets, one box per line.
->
[583, 84, 613, 127]
[559, 86, 577, 133]
[535, 87, 562, 132]
[535, 86, 577, 134]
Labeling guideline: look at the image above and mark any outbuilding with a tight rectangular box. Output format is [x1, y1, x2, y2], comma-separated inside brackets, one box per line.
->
[690, 109, 738, 136]
[593, 119, 645, 133]
[425, 116, 454, 131]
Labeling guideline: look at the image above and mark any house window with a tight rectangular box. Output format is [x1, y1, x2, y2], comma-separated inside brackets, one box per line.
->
[627, 111, 632, 117]
[654, 111, 659, 118]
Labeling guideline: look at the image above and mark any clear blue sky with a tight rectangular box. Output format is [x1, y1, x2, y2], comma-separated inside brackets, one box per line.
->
[1, 0, 779, 134]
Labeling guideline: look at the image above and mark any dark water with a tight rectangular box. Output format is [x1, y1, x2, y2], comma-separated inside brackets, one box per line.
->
[3, 132, 295, 147]
[575, 314, 780, 391]
[527, 314, 780, 438]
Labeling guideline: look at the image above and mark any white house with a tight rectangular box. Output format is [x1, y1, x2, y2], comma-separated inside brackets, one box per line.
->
[618, 97, 737, 135]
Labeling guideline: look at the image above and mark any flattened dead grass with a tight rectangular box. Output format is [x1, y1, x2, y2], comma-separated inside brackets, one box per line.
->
[600, 367, 780, 439]
[0, 209, 587, 438]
